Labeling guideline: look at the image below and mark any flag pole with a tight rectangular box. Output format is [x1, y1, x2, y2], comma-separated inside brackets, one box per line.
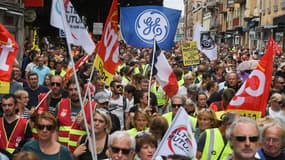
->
[66, 43, 97, 160]
[147, 38, 156, 107]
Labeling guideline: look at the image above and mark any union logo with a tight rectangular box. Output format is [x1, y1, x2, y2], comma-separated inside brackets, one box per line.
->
[167, 126, 194, 156]
[135, 9, 169, 44]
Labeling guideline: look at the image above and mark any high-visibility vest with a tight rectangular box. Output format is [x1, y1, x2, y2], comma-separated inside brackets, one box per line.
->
[0, 118, 28, 154]
[57, 98, 73, 146]
[51, 69, 66, 77]
[201, 128, 232, 160]
[134, 64, 149, 76]
[68, 100, 96, 153]
[162, 112, 197, 129]
[151, 83, 167, 106]
[127, 127, 148, 137]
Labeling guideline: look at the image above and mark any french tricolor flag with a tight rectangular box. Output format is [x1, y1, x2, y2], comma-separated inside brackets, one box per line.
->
[150, 40, 178, 97]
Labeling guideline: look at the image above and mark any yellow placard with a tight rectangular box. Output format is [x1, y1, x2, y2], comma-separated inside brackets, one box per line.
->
[182, 41, 200, 66]
[93, 55, 114, 86]
[227, 109, 262, 120]
[0, 81, 10, 94]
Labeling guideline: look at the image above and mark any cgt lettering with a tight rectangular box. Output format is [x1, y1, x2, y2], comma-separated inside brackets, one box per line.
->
[99, 62, 109, 81]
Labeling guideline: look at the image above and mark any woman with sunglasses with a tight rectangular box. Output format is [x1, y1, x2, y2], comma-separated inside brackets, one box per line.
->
[21, 112, 73, 160]
[14, 90, 30, 119]
[73, 109, 112, 160]
[135, 132, 157, 160]
[266, 93, 282, 118]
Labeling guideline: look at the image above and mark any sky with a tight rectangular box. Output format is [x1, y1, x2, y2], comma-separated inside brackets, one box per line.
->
[163, 0, 184, 16]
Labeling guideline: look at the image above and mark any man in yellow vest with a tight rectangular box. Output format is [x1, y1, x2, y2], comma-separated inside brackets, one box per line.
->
[162, 95, 197, 129]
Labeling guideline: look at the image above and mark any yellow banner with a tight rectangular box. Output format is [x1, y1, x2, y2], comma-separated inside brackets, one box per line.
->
[0, 81, 10, 94]
[93, 55, 114, 85]
[31, 29, 39, 50]
[227, 109, 262, 120]
[182, 41, 200, 66]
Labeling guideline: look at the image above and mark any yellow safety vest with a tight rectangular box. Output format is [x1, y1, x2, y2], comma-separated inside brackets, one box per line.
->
[201, 128, 232, 160]
[162, 112, 197, 129]
[151, 83, 167, 106]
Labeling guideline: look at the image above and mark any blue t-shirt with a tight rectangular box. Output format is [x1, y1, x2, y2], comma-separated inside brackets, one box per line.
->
[24, 85, 49, 108]
[21, 139, 73, 160]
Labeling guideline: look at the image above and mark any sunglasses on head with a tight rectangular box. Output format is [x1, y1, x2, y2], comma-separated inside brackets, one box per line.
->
[234, 136, 259, 142]
[37, 124, 55, 131]
[51, 82, 61, 87]
[172, 104, 182, 108]
[111, 146, 131, 155]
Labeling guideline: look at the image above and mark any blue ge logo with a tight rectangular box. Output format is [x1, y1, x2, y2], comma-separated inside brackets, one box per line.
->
[135, 9, 169, 44]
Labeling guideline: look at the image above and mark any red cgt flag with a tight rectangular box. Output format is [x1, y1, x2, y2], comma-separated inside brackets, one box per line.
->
[227, 38, 280, 119]
[0, 24, 19, 93]
[93, 0, 120, 85]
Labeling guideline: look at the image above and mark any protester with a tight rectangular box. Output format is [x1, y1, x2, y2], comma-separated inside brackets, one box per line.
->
[109, 80, 129, 130]
[162, 95, 197, 128]
[127, 111, 150, 137]
[94, 91, 120, 133]
[149, 116, 168, 144]
[205, 80, 220, 105]
[195, 108, 220, 141]
[209, 88, 236, 118]
[177, 73, 194, 98]
[225, 117, 260, 160]
[151, 80, 167, 115]
[196, 112, 239, 160]
[24, 72, 49, 109]
[14, 90, 30, 119]
[21, 112, 73, 159]
[31, 55, 51, 85]
[13, 151, 40, 160]
[266, 93, 282, 118]
[269, 76, 285, 97]
[129, 90, 156, 126]
[37, 75, 64, 115]
[74, 109, 112, 160]
[0, 94, 33, 154]
[106, 130, 136, 160]
[257, 118, 285, 159]
[56, 78, 95, 150]
[195, 92, 208, 112]
[43, 73, 53, 88]
[12, 64, 28, 87]
[135, 132, 157, 160]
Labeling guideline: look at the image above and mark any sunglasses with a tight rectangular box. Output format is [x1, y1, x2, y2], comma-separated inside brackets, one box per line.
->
[115, 85, 123, 89]
[234, 136, 259, 142]
[37, 124, 55, 131]
[172, 104, 182, 108]
[51, 82, 61, 87]
[275, 100, 282, 105]
[111, 146, 131, 155]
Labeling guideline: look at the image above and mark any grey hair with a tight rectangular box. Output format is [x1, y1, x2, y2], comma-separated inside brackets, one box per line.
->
[226, 117, 260, 141]
[261, 118, 285, 146]
[171, 95, 186, 106]
[108, 131, 136, 150]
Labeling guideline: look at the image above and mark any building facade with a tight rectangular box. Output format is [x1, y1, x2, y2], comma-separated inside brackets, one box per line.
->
[184, 0, 285, 52]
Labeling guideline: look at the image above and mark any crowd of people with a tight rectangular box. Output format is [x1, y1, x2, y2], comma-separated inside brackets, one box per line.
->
[0, 36, 285, 160]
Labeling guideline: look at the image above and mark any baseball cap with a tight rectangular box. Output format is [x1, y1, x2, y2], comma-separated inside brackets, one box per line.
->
[94, 91, 109, 103]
